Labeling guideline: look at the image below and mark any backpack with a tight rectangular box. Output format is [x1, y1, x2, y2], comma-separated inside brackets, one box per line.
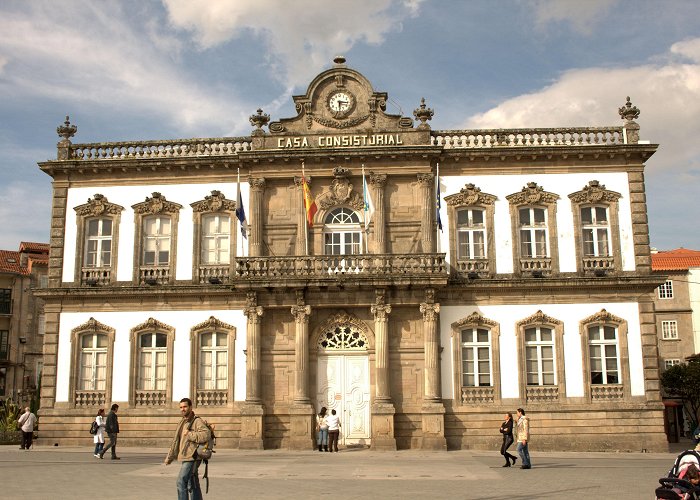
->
[89, 420, 98, 435]
[188, 416, 216, 493]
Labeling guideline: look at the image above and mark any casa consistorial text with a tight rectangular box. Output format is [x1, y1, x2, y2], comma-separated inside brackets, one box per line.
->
[277, 133, 404, 149]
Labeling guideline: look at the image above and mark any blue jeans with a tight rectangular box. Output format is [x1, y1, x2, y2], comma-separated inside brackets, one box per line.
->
[317, 427, 328, 446]
[517, 441, 531, 467]
[93, 442, 104, 455]
[177, 460, 202, 500]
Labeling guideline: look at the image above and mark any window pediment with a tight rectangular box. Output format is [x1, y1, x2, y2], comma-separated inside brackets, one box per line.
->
[516, 310, 563, 329]
[568, 180, 621, 204]
[582, 308, 624, 326]
[74, 194, 124, 216]
[445, 183, 496, 207]
[131, 317, 174, 336]
[190, 190, 237, 213]
[506, 182, 559, 206]
[132, 192, 182, 215]
[451, 312, 497, 332]
[314, 311, 372, 350]
[190, 316, 235, 337]
[71, 317, 115, 340]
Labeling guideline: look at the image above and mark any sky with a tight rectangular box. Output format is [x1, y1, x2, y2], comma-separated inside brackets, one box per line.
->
[1, 0, 699, 252]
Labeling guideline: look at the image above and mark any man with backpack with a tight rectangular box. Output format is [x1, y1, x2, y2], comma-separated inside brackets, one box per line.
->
[99, 404, 120, 460]
[165, 397, 212, 500]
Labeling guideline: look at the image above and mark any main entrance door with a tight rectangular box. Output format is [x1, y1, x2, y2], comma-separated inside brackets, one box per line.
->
[317, 355, 371, 445]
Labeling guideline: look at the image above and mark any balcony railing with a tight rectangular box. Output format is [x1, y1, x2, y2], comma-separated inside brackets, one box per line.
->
[431, 127, 625, 149]
[74, 390, 106, 407]
[69, 137, 252, 160]
[591, 384, 624, 401]
[134, 390, 167, 406]
[196, 390, 228, 406]
[519, 258, 552, 274]
[582, 256, 614, 271]
[81, 267, 112, 285]
[198, 265, 231, 284]
[235, 253, 446, 281]
[526, 386, 558, 402]
[139, 266, 170, 285]
[461, 386, 495, 405]
[452, 259, 490, 276]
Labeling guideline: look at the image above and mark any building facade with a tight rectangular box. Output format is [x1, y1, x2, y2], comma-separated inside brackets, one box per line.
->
[0, 242, 48, 405]
[37, 58, 667, 451]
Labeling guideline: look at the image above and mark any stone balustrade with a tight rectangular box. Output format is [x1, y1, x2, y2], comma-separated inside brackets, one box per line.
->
[591, 384, 624, 401]
[461, 386, 495, 404]
[432, 127, 625, 149]
[134, 390, 167, 406]
[453, 259, 489, 275]
[81, 267, 112, 285]
[198, 266, 231, 284]
[526, 385, 559, 402]
[69, 137, 252, 160]
[582, 256, 615, 271]
[139, 266, 170, 285]
[519, 258, 552, 273]
[74, 390, 106, 407]
[235, 253, 446, 280]
[196, 390, 228, 406]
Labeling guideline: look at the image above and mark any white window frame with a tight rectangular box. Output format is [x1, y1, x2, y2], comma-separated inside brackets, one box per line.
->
[200, 214, 231, 265]
[658, 280, 674, 299]
[661, 320, 679, 340]
[588, 324, 620, 385]
[79, 333, 108, 391]
[664, 359, 681, 370]
[524, 326, 556, 386]
[323, 207, 363, 256]
[518, 206, 549, 258]
[199, 332, 229, 390]
[138, 333, 168, 391]
[84, 217, 113, 268]
[580, 205, 611, 257]
[460, 327, 492, 387]
[456, 208, 487, 260]
[142, 215, 172, 266]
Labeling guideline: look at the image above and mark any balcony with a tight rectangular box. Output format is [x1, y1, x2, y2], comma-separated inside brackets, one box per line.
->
[234, 253, 447, 287]
[198, 265, 231, 285]
[196, 390, 228, 406]
[582, 256, 614, 273]
[134, 390, 167, 406]
[81, 267, 112, 286]
[519, 258, 552, 275]
[139, 266, 170, 285]
[461, 386, 495, 405]
[452, 259, 490, 278]
[74, 390, 106, 407]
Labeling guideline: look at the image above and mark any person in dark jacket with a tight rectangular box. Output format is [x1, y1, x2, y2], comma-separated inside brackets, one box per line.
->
[499, 412, 517, 467]
[99, 403, 120, 460]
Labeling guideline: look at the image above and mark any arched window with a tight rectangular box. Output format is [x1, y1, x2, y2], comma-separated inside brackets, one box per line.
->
[69, 318, 115, 408]
[129, 318, 175, 406]
[190, 317, 236, 407]
[324, 207, 362, 256]
[80, 333, 109, 391]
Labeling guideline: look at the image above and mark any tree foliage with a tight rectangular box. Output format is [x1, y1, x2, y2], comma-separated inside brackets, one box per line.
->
[661, 360, 700, 430]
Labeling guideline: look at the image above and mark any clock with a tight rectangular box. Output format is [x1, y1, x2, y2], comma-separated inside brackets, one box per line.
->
[328, 90, 354, 117]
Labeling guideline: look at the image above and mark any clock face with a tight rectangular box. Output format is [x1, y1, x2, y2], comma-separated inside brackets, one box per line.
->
[328, 91, 354, 116]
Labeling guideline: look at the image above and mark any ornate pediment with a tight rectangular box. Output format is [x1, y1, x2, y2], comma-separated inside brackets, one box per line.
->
[318, 167, 365, 210]
[451, 312, 498, 330]
[445, 183, 497, 207]
[71, 317, 114, 336]
[568, 180, 621, 204]
[506, 182, 559, 206]
[516, 310, 562, 328]
[582, 309, 625, 325]
[131, 317, 174, 333]
[190, 190, 237, 213]
[316, 311, 371, 350]
[191, 316, 235, 334]
[74, 194, 124, 217]
[132, 192, 182, 215]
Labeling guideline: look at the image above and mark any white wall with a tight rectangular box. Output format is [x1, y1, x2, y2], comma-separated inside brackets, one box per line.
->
[62, 182, 250, 283]
[437, 172, 636, 273]
[56, 309, 248, 403]
[440, 301, 644, 400]
[689, 268, 700, 353]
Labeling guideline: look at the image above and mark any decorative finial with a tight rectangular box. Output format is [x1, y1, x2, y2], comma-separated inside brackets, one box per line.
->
[413, 98, 434, 129]
[249, 108, 270, 136]
[618, 96, 640, 122]
[57, 115, 77, 141]
[333, 55, 346, 66]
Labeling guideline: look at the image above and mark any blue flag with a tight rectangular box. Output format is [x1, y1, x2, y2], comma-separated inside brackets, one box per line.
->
[436, 175, 443, 232]
[236, 184, 248, 239]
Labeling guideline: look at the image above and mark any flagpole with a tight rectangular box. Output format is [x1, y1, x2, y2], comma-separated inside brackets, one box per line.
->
[362, 163, 368, 254]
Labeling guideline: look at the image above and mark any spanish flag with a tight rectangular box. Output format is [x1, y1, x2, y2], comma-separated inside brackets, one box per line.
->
[302, 176, 317, 227]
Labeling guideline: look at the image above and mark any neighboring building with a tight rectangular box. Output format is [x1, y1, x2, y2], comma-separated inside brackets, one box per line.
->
[36, 57, 667, 451]
[651, 247, 700, 441]
[0, 242, 48, 404]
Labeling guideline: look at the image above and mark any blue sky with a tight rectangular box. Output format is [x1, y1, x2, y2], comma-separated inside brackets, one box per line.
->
[1, 0, 699, 251]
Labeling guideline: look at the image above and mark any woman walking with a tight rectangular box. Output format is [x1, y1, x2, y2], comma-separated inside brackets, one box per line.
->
[93, 408, 106, 458]
[326, 409, 341, 452]
[316, 407, 329, 452]
[499, 412, 517, 467]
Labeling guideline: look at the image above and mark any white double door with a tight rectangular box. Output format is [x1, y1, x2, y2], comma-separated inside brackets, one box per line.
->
[317, 354, 371, 445]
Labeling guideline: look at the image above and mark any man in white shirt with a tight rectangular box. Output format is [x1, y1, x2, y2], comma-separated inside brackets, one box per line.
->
[17, 407, 37, 450]
[326, 409, 341, 452]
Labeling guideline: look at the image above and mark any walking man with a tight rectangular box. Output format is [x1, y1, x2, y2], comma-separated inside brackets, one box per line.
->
[515, 407, 531, 469]
[17, 407, 37, 450]
[99, 403, 120, 459]
[326, 409, 341, 452]
[164, 398, 211, 500]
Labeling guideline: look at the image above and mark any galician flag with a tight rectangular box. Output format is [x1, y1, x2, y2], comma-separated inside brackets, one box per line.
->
[302, 176, 317, 227]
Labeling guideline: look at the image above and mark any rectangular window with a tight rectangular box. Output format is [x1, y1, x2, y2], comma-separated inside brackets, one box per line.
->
[581, 206, 611, 257]
[199, 332, 228, 390]
[519, 207, 548, 258]
[461, 328, 492, 387]
[138, 333, 167, 391]
[658, 280, 673, 299]
[0, 289, 11, 314]
[589, 325, 619, 384]
[39, 275, 48, 288]
[37, 313, 45, 336]
[143, 216, 171, 266]
[457, 209, 486, 260]
[664, 359, 681, 370]
[85, 218, 113, 267]
[79, 334, 108, 391]
[661, 320, 679, 340]
[0, 330, 8, 360]
[201, 214, 231, 265]
[524, 326, 555, 385]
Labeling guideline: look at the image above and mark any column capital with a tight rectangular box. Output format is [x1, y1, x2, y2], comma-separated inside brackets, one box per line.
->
[420, 302, 440, 321]
[371, 303, 392, 321]
[291, 304, 311, 323]
[249, 177, 266, 191]
[244, 306, 264, 320]
[369, 172, 387, 188]
[417, 172, 433, 186]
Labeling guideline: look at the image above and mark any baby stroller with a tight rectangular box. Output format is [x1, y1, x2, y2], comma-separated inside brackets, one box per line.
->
[655, 449, 700, 499]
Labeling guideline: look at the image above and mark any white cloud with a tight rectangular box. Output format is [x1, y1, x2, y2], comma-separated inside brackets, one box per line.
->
[531, 0, 619, 34]
[162, 0, 424, 87]
[0, 180, 51, 249]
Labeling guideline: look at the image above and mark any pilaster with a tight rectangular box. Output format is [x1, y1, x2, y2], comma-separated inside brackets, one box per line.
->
[249, 177, 265, 257]
[420, 289, 446, 450]
[240, 292, 265, 449]
[369, 173, 387, 254]
[417, 173, 434, 252]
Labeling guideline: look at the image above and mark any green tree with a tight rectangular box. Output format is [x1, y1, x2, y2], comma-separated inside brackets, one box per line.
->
[661, 360, 700, 431]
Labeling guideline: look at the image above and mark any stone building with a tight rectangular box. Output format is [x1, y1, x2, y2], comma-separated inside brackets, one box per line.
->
[0, 242, 48, 404]
[36, 57, 667, 451]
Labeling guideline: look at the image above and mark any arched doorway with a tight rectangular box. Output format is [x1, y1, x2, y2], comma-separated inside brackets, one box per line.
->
[315, 317, 371, 446]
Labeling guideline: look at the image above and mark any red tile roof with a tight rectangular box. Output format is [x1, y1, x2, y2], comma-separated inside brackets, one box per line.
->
[0, 250, 28, 275]
[19, 242, 49, 254]
[652, 248, 700, 271]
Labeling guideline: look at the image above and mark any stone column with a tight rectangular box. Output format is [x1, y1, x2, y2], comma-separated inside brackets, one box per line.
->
[370, 173, 387, 254]
[289, 292, 315, 450]
[293, 177, 306, 255]
[417, 173, 434, 253]
[370, 289, 396, 450]
[248, 177, 265, 257]
[419, 289, 446, 450]
[240, 292, 265, 449]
